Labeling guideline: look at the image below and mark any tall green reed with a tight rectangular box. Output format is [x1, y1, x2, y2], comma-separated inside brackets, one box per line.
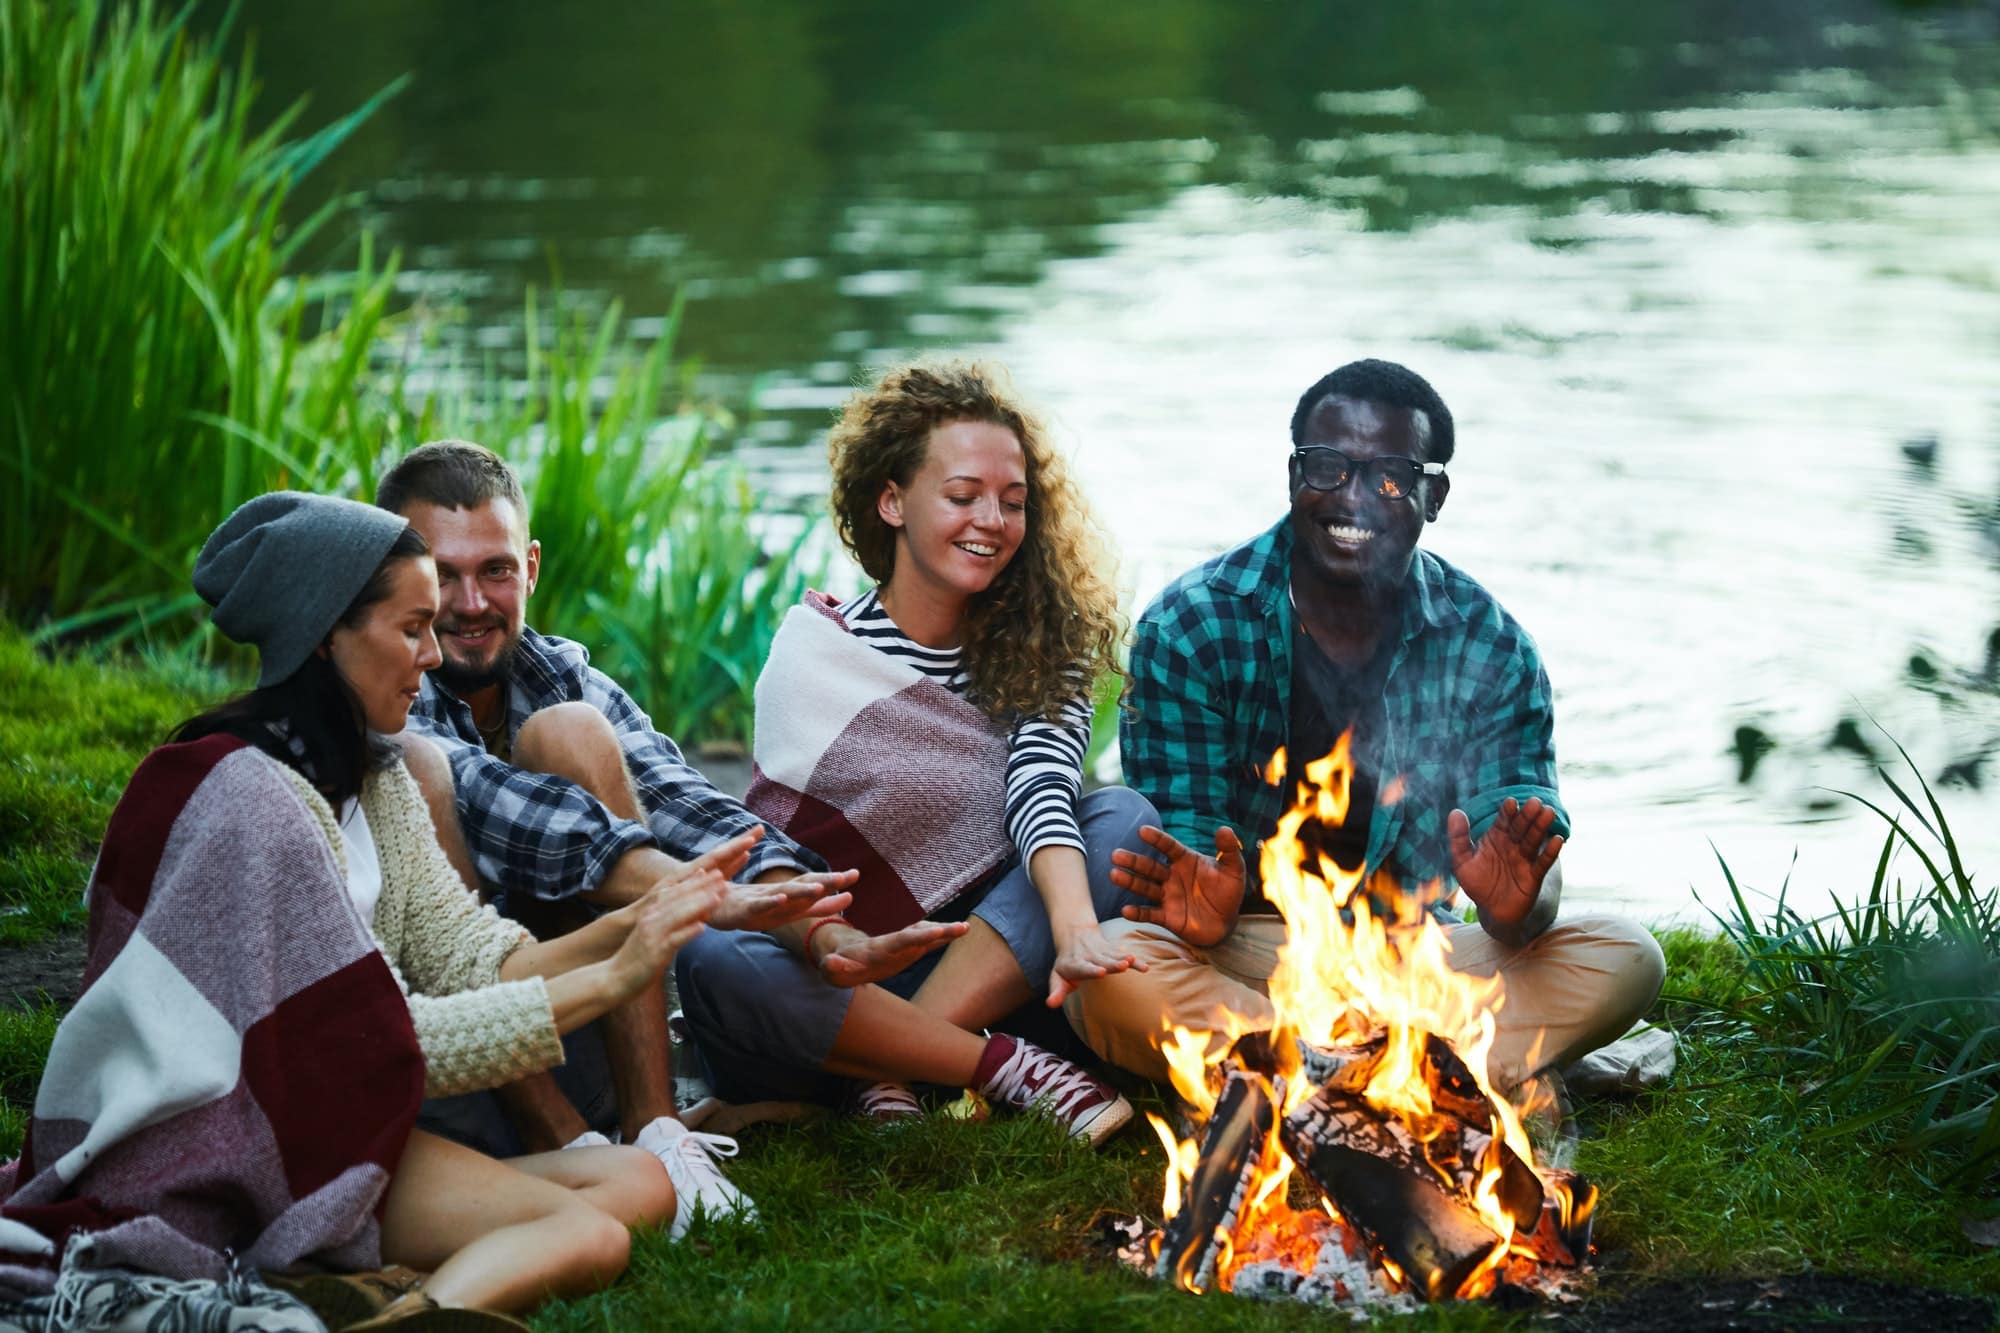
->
[1703, 735, 1998, 1187]
[2, 0, 820, 744]
[432, 292, 823, 748]
[0, 0, 402, 637]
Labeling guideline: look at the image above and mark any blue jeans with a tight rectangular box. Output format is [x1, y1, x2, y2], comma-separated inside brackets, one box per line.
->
[675, 786, 1159, 1104]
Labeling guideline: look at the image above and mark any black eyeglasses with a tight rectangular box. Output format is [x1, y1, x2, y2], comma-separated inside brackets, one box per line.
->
[1290, 447, 1445, 499]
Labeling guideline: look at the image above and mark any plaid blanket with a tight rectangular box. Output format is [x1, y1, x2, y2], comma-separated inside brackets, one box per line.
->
[0, 735, 425, 1296]
[746, 593, 1011, 934]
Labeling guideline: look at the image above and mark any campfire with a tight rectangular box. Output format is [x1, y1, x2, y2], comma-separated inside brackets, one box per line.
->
[1134, 736, 1596, 1308]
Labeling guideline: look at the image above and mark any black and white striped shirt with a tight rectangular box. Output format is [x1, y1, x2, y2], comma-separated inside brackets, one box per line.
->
[839, 588, 1090, 859]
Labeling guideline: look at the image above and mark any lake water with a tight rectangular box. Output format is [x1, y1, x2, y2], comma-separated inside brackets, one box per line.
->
[216, 0, 2000, 924]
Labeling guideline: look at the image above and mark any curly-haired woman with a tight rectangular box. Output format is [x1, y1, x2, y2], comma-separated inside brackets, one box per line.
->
[675, 360, 1158, 1146]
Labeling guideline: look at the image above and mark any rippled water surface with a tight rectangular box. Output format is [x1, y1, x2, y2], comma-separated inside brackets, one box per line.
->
[218, 0, 2000, 922]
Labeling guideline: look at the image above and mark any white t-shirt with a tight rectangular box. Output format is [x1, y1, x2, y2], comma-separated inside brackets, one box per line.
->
[336, 798, 384, 927]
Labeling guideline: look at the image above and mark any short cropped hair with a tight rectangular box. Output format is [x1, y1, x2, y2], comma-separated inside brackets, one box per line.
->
[1289, 359, 1455, 465]
[375, 440, 528, 519]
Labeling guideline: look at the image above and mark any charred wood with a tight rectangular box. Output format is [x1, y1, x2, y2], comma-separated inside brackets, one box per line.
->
[1156, 1070, 1277, 1292]
[1283, 1088, 1504, 1301]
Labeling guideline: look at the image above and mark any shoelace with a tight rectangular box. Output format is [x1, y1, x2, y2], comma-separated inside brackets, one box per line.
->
[670, 1129, 743, 1180]
[855, 1082, 922, 1118]
[997, 1044, 1103, 1117]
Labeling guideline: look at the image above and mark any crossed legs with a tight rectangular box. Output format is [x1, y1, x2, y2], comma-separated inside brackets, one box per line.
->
[1065, 911, 1666, 1091]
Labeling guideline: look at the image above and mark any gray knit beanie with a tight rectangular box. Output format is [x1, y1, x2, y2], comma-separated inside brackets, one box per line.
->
[193, 492, 412, 686]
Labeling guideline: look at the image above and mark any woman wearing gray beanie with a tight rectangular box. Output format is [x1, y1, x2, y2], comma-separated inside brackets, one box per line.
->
[4, 493, 726, 1329]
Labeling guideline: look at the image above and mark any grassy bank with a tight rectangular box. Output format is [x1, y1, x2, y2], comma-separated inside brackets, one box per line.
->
[2, 0, 814, 747]
[1, 635, 1994, 1327]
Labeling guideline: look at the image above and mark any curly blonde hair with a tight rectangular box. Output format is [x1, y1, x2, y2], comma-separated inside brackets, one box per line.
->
[827, 359, 1124, 724]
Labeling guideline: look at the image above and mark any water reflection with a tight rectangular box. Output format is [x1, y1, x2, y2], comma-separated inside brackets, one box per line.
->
[206, 0, 2000, 919]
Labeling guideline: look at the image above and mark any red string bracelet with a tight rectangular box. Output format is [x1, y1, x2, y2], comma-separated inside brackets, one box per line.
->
[803, 915, 851, 962]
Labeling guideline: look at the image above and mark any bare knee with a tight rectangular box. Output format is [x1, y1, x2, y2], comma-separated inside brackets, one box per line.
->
[558, 1205, 633, 1290]
[592, 1146, 676, 1231]
[513, 702, 625, 791]
[400, 733, 456, 805]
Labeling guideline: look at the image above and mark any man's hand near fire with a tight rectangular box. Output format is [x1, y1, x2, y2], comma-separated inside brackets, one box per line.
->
[1111, 825, 1246, 948]
[1447, 796, 1564, 946]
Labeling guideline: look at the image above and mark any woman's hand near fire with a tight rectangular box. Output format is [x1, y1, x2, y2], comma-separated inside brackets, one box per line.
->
[1047, 922, 1149, 1007]
[1111, 824, 1246, 948]
[807, 918, 971, 988]
[1447, 796, 1564, 945]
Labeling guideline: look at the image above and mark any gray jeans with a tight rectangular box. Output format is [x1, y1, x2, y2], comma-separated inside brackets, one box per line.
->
[675, 786, 1158, 1104]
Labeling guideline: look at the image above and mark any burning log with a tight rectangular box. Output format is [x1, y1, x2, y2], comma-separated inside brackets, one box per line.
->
[1154, 1069, 1276, 1293]
[1282, 1086, 1505, 1301]
[1522, 1169, 1597, 1266]
[1135, 734, 1607, 1308]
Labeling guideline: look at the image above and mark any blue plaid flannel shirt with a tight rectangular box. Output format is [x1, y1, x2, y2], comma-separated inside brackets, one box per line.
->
[1122, 519, 1567, 901]
[406, 626, 824, 909]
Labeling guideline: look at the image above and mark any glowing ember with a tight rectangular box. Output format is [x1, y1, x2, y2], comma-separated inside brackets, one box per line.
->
[1145, 735, 1597, 1306]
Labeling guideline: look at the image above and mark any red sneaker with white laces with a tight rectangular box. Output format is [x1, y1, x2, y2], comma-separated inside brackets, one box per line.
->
[973, 1034, 1131, 1148]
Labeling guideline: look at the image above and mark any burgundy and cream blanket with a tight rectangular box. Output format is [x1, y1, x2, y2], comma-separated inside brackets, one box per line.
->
[0, 734, 425, 1295]
[746, 592, 1012, 935]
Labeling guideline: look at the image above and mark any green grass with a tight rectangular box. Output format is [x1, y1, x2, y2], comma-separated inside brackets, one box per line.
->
[534, 1112, 1522, 1333]
[1692, 742, 1999, 1185]
[1578, 931, 1999, 1293]
[0, 627, 216, 943]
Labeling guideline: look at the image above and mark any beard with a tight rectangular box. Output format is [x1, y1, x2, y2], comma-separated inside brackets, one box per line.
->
[432, 629, 522, 697]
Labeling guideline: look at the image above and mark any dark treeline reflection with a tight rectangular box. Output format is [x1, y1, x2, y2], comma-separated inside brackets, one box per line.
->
[201, 0, 1995, 391]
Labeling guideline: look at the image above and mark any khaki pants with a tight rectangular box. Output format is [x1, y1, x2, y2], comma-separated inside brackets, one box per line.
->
[1064, 912, 1665, 1092]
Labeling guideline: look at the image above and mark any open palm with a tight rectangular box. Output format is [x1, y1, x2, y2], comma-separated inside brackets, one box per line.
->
[1110, 825, 1246, 948]
[1447, 796, 1563, 933]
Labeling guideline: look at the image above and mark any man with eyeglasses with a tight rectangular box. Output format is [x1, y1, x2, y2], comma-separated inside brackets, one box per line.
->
[1064, 359, 1664, 1099]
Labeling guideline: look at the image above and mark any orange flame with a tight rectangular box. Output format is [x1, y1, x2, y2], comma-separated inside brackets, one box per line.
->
[1152, 728, 1573, 1301]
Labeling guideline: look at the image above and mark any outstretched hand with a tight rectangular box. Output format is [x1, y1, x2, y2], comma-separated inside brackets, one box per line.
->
[815, 919, 969, 989]
[1110, 825, 1246, 949]
[1045, 925, 1148, 1008]
[606, 868, 724, 999]
[712, 870, 857, 933]
[1447, 796, 1563, 933]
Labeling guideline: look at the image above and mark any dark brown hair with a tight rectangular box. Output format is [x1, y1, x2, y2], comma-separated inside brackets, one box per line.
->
[376, 439, 528, 520]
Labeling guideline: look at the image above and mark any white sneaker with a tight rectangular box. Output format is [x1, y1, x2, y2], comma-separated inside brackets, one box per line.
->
[562, 1129, 614, 1150]
[634, 1115, 757, 1238]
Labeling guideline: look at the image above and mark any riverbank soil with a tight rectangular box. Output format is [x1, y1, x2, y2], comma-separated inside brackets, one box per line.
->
[0, 933, 83, 1012]
[1570, 1273, 1995, 1331]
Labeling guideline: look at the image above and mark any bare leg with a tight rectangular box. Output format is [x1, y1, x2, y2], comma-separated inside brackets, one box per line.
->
[821, 984, 989, 1086]
[514, 703, 680, 1129]
[492, 1079, 591, 1152]
[906, 918, 1033, 1030]
[379, 1130, 671, 1314]
[603, 988, 676, 1137]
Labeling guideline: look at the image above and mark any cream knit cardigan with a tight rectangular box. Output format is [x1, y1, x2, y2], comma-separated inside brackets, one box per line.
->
[270, 752, 565, 1098]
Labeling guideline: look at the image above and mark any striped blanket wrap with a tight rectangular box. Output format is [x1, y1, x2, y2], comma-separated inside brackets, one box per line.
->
[0, 734, 425, 1296]
[746, 593, 1012, 935]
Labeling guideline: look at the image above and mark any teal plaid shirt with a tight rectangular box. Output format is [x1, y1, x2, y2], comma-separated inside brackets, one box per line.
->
[1122, 519, 1567, 899]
